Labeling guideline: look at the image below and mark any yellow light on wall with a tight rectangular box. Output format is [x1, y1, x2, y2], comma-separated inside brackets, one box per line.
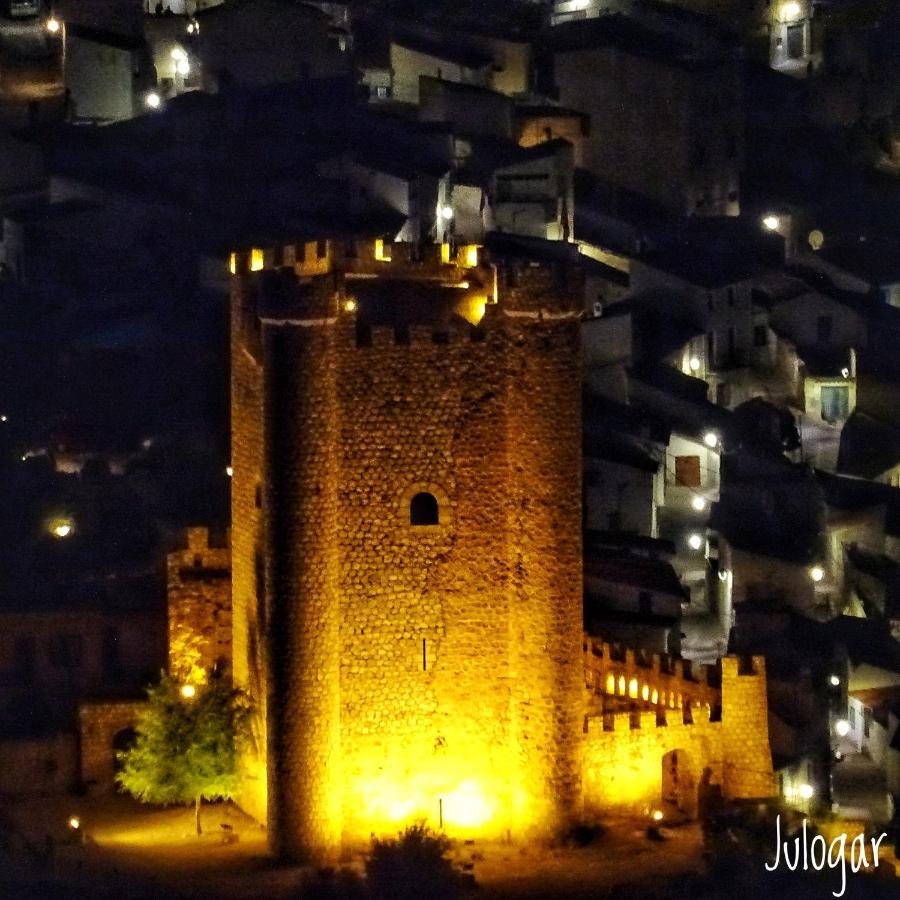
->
[781, 1, 802, 22]
[606, 674, 616, 694]
[441, 243, 451, 264]
[442, 779, 493, 828]
[228, 253, 237, 275]
[462, 245, 479, 268]
[618, 675, 626, 696]
[628, 678, 638, 699]
[374, 239, 391, 262]
[250, 249, 264, 272]
[641, 684, 650, 702]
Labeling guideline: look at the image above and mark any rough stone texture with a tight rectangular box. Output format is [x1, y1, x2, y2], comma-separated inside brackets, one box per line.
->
[78, 699, 146, 793]
[229, 241, 775, 861]
[231, 243, 585, 860]
[167, 527, 232, 677]
[720, 655, 778, 799]
[582, 648, 776, 816]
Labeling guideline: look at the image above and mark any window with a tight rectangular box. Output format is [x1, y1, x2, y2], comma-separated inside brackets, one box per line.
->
[375, 85, 390, 99]
[13, 636, 35, 683]
[410, 492, 439, 526]
[821, 385, 849, 422]
[675, 456, 702, 488]
[754, 325, 768, 347]
[47, 634, 83, 669]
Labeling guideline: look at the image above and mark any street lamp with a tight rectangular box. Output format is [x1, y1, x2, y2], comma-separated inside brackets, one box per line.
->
[809, 565, 825, 583]
[180, 684, 196, 700]
[762, 214, 781, 232]
[703, 432, 718, 449]
[688, 533, 704, 551]
[834, 719, 850, 737]
[691, 496, 706, 512]
[797, 783, 814, 801]
[144, 92, 162, 110]
[688, 357, 701, 372]
[829, 675, 840, 687]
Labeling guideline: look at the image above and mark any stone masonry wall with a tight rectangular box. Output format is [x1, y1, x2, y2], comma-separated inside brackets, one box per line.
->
[167, 527, 232, 678]
[231, 243, 585, 859]
[721, 655, 777, 799]
[79, 699, 146, 793]
[230, 273, 268, 825]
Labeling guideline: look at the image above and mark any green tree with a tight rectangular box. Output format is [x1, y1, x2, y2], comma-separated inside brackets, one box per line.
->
[116, 673, 250, 835]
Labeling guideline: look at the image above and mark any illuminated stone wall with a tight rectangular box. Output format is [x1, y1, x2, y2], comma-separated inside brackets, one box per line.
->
[167, 527, 231, 680]
[230, 270, 268, 826]
[582, 650, 775, 816]
[231, 243, 584, 859]
[720, 656, 778, 799]
[78, 699, 146, 793]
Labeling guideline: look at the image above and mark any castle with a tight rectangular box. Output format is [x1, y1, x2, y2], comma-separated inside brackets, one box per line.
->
[225, 238, 776, 861]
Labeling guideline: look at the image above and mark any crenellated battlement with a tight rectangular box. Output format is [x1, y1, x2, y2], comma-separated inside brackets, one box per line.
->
[585, 703, 717, 735]
[584, 636, 721, 713]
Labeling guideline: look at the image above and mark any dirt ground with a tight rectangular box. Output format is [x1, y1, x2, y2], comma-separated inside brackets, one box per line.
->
[0, 794, 711, 899]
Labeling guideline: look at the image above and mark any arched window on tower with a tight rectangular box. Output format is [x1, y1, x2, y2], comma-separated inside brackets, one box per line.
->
[410, 492, 439, 526]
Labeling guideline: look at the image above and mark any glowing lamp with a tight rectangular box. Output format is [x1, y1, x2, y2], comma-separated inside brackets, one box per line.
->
[0, 415, 7, 422]
[718, 570, 729, 582]
[797, 783, 814, 801]
[809, 566, 825, 583]
[651, 809, 664, 822]
[834, 719, 850, 737]
[67, 816, 80, 830]
[49, 516, 75, 539]
[225, 465, 234, 477]
[46, 16, 60, 33]
[170, 46, 187, 62]
[782, 1, 802, 22]
[180, 684, 196, 700]
[829, 675, 840, 687]
[250, 248, 264, 271]
[689, 356, 701, 372]
[440, 206, 454, 220]
[691, 496, 706, 512]
[343, 299, 357, 313]
[762, 214, 780, 232]
[144, 92, 162, 110]
[841, 367, 850, 379]
[703, 431, 718, 449]
[688, 533, 704, 551]
[176, 59, 190, 77]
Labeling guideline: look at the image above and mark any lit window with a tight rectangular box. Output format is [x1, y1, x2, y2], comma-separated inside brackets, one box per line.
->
[250, 249, 264, 271]
[374, 239, 391, 262]
[228, 253, 237, 275]
[606, 674, 615, 694]
[410, 492, 439, 526]
[629, 678, 638, 699]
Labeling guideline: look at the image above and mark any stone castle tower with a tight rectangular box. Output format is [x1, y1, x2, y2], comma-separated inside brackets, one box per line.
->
[230, 240, 586, 860]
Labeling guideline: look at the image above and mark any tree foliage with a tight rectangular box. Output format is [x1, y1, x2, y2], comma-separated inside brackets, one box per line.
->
[115, 673, 250, 833]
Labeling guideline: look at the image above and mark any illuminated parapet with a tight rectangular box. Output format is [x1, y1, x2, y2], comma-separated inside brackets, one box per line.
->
[584, 637, 721, 713]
